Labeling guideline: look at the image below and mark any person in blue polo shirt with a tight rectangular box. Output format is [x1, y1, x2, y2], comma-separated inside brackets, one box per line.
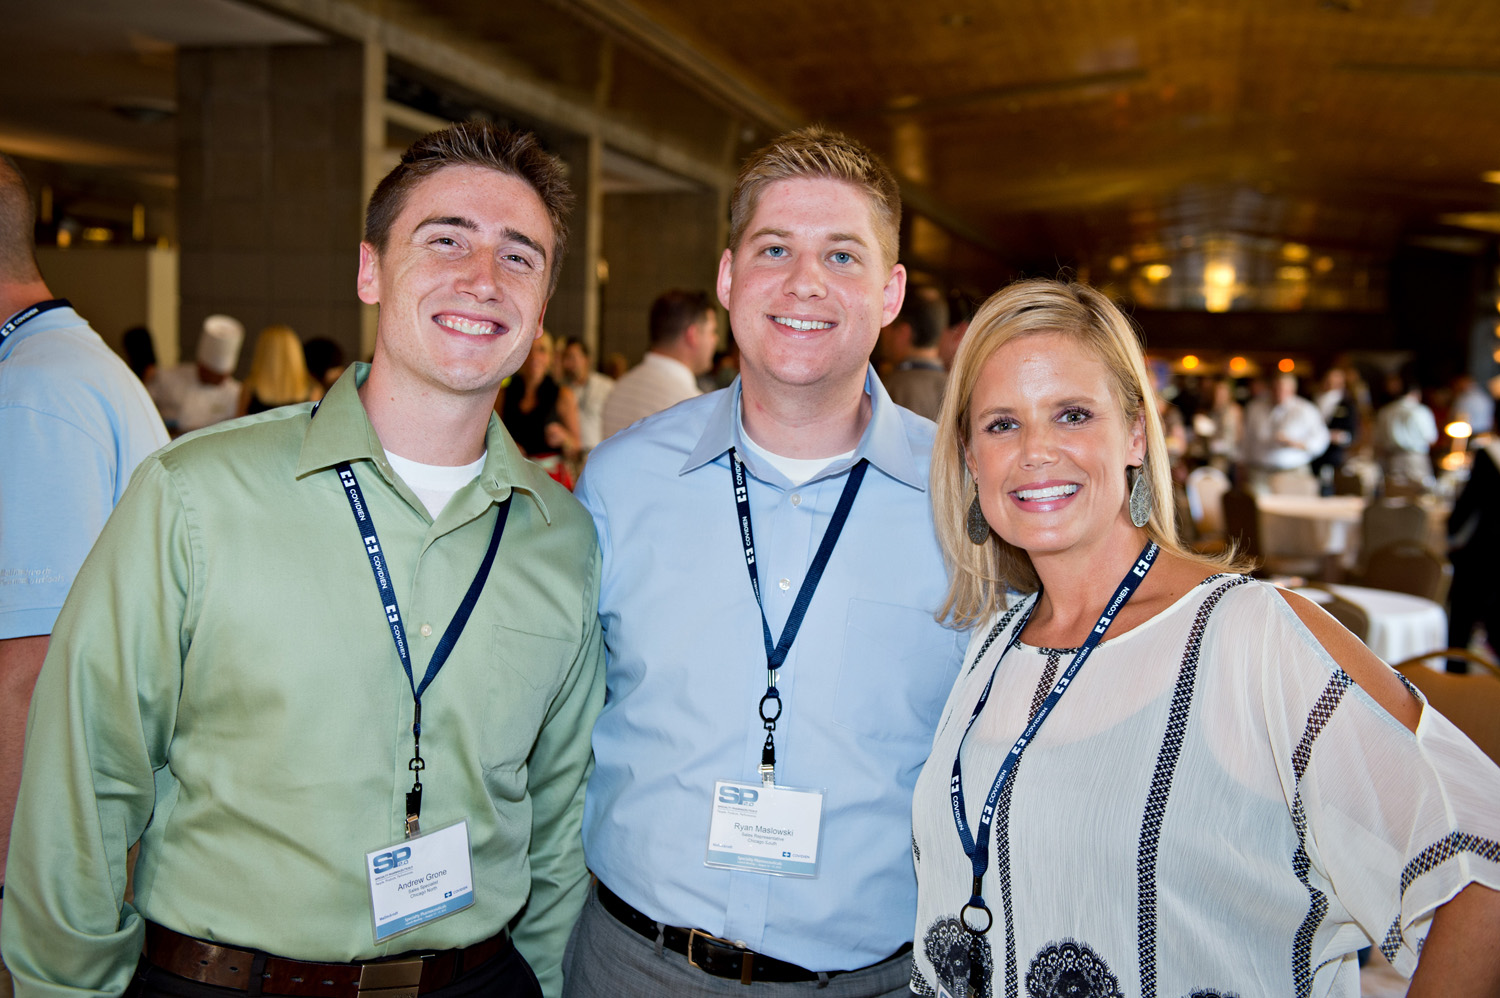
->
[0, 153, 168, 942]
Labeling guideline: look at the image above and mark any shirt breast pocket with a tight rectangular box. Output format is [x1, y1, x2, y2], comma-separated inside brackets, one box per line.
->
[482, 622, 577, 775]
[833, 598, 960, 742]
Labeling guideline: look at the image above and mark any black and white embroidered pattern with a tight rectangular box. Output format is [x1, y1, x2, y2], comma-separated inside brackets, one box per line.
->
[969, 601, 1030, 676]
[1288, 669, 1354, 998]
[1181, 991, 1240, 998]
[921, 916, 996, 998]
[913, 831, 921, 864]
[1378, 830, 1500, 961]
[1024, 940, 1122, 998]
[993, 649, 1064, 998]
[1136, 575, 1249, 998]
[1393, 670, 1422, 702]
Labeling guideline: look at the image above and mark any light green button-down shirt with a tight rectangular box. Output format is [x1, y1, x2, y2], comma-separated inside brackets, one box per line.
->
[2, 365, 604, 998]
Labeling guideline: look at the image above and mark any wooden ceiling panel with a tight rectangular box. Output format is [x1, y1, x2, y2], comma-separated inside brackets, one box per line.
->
[610, 0, 1500, 273]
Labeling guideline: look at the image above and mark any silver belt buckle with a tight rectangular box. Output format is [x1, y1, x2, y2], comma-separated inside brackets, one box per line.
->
[357, 957, 425, 998]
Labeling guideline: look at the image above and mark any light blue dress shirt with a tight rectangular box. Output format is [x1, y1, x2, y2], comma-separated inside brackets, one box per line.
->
[0, 305, 168, 639]
[575, 369, 965, 972]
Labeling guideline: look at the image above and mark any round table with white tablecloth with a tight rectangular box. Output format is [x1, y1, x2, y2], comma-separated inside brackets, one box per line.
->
[1288, 582, 1449, 665]
[1256, 493, 1366, 567]
[1258, 493, 1449, 576]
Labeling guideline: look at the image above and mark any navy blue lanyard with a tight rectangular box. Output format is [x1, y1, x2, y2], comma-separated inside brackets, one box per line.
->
[730, 448, 867, 783]
[335, 460, 509, 837]
[0, 299, 70, 345]
[952, 540, 1159, 933]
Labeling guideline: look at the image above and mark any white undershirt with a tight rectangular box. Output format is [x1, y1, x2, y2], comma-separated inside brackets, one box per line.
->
[384, 449, 486, 518]
[736, 406, 855, 485]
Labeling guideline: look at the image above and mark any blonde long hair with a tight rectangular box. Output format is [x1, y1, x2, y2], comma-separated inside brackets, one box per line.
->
[932, 279, 1245, 627]
[244, 325, 314, 407]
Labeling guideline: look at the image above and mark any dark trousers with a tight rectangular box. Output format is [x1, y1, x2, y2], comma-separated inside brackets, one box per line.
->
[1447, 568, 1499, 673]
[127, 944, 542, 998]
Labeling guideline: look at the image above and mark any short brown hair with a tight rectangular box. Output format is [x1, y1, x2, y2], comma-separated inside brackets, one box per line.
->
[728, 126, 901, 269]
[364, 124, 574, 295]
[649, 289, 714, 347]
[931, 278, 1247, 626]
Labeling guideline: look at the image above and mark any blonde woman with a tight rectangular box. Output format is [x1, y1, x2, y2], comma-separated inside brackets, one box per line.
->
[910, 278, 1500, 997]
[238, 324, 319, 415]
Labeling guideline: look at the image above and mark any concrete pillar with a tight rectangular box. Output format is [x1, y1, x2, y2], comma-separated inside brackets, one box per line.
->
[599, 188, 722, 365]
[547, 133, 603, 357]
[177, 42, 366, 375]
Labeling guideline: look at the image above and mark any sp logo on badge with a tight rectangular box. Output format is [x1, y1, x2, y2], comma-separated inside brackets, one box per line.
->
[717, 785, 759, 806]
[371, 846, 412, 874]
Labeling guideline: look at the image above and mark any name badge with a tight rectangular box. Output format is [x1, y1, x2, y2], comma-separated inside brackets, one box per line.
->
[705, 779, 823, 878]
[366, 820, 475, 942]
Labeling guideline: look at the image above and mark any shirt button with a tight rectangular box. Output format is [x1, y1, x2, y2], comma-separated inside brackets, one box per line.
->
[779, 578, 791, 591]
[790, 493, 802, 506]
[419, 624, 433, 637]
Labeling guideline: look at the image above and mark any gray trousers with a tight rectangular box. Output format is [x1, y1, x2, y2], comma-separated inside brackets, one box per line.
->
[561, 884, 914, 998]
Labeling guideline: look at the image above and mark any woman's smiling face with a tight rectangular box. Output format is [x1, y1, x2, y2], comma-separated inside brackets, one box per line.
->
[965, 330, 1146, 566]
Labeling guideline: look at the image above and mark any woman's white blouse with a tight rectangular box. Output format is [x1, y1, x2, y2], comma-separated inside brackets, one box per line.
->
[910, 576, 1500, 998]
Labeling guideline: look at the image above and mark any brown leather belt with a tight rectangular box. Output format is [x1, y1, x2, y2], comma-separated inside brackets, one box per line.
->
[143, 922, 510, 998]
[595, 882, 910, 985]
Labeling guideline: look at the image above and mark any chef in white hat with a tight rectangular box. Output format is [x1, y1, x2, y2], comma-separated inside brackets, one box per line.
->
[148, 314, 244, 433]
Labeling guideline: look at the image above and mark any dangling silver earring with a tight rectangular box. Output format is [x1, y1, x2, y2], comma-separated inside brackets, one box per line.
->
[1128, 461, 1153, 528]
[967, 481, 990, 544]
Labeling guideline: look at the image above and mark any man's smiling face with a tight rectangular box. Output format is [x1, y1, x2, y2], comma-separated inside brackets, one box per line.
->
[358, 164, 555, 401]
[717, 176, 904, 399]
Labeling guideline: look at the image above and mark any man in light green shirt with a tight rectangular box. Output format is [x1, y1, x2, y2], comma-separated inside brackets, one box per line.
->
[2, 125, 602, 998]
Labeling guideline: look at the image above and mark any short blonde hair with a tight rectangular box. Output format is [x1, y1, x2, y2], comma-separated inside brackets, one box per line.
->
[932, 278, 1245, 627]
[244, 325, 313, 407]
[728, 126, 901, 269]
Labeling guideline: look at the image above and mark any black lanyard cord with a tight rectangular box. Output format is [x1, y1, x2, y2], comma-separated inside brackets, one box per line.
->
[950, 540, 1159, 934]
[730, 449, 868, 784]
[0, 299, 71, 346]
[335, 459, 510, 837]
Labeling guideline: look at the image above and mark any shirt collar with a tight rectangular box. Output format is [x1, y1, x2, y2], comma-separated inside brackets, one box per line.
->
[0, 301, 78, 357]
[294, 362, 554, 523]
[681, 366, 925, 491]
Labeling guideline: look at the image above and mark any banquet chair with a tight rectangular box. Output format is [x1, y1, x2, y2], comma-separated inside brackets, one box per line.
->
[1266, 469, 1320, 496]
[1222, 489, 1323, 578]
[1185, 465, 1231, 552]
[1361, 500, 1430, 559]
[1393, 650, 1500, 766]
[1382, 477, 1428, 500]
[1359, 541, 1447, 603]
[1332, 467, 1367, 497]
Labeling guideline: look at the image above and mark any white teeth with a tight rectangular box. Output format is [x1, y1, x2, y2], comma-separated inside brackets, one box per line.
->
[1015, 484, 1078, 500]
[772, 316, 835, 331]
[436, 315, 499, 336]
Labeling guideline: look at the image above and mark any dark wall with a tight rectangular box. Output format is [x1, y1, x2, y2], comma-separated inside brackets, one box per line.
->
[1128, 309, 1396, 357]
[1387, 244, 1484, 387]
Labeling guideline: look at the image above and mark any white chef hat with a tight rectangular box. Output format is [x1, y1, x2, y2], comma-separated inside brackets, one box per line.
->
[197, 314, 245, 374]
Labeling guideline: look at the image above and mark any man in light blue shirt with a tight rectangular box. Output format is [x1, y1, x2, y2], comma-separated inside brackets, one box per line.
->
[0, 152, 168, 918]
[565, 127, 965, 997]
